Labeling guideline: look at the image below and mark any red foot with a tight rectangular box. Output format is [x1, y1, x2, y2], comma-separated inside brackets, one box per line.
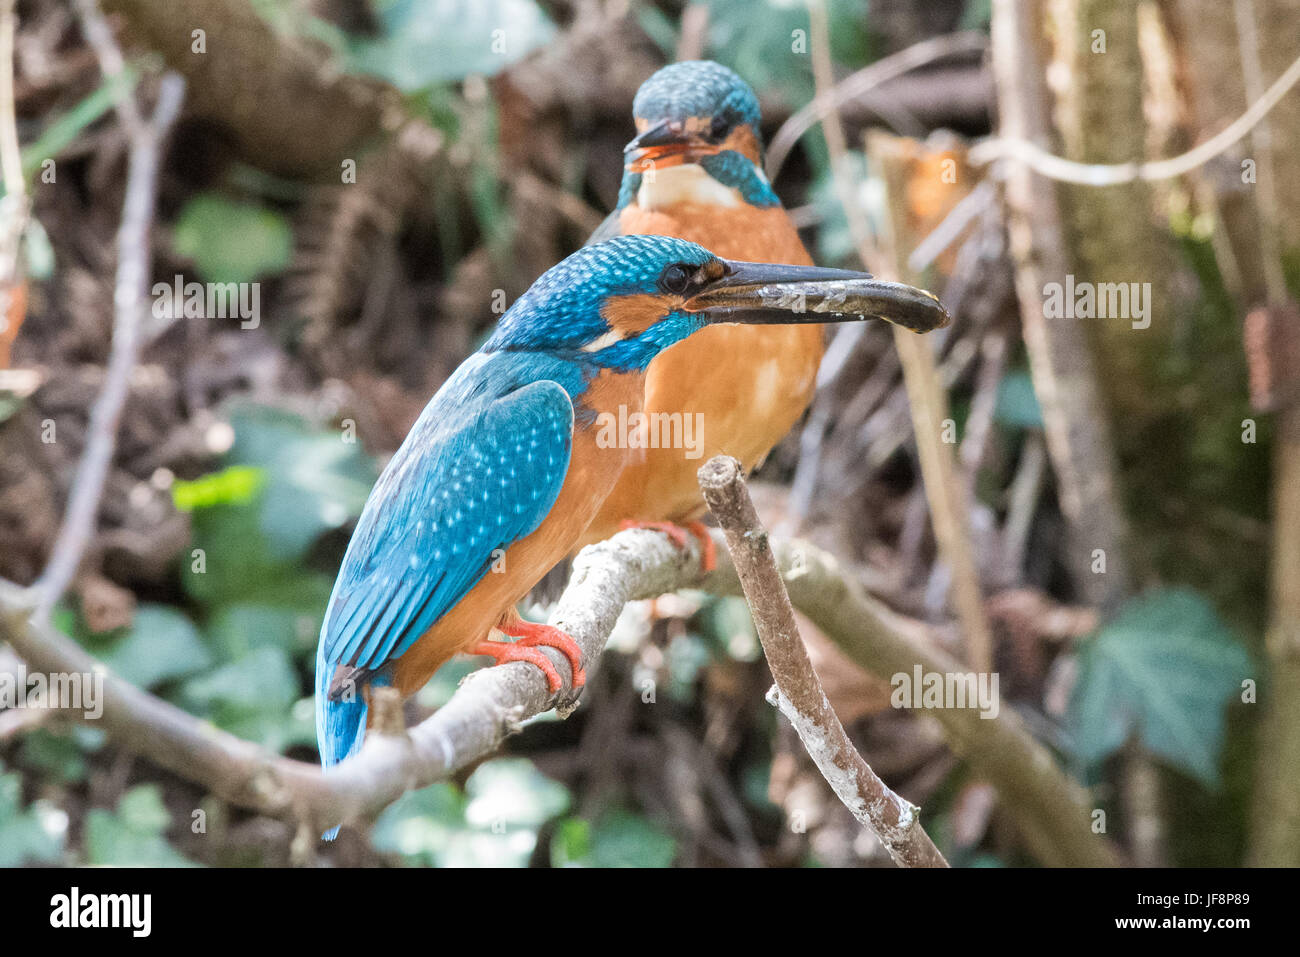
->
[470, 622, 585, 694]
[619, 519, 717, 572]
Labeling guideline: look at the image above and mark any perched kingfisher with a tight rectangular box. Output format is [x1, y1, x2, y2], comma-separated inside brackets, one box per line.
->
[579, 60, 826, 563]
[314, 235, 948, 836]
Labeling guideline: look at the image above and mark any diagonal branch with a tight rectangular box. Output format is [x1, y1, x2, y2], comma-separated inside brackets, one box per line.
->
[699, 455, 947, 867]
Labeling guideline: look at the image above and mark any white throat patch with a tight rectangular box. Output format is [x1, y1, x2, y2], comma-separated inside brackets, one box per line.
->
[637, 163, 743, 210]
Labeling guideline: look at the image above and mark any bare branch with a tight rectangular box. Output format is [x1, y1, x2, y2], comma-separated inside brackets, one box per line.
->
[0, 525, 702, 835]
[699, 455, 948, 867]
[765, 31, 989, 183]
[969, 45, 1300, 186]
[1, 496, 1121, 864]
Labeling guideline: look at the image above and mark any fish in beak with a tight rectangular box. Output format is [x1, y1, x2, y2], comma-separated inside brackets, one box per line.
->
[686, 259, 952, 334]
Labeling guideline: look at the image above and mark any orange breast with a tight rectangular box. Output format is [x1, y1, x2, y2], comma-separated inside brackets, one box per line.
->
[580, 200, 823, 545]
[393, 371, 643, 695]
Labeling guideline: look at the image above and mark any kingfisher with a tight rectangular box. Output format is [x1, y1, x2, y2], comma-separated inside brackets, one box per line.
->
[314, 234, 948, 836]
[579, 60, 826, 566]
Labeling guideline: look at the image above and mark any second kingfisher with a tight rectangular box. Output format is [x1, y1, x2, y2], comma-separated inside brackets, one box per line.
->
[582, 60, 831, 562]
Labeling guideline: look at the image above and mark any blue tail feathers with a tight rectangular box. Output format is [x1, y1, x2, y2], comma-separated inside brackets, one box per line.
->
[315, 640, 369, 841]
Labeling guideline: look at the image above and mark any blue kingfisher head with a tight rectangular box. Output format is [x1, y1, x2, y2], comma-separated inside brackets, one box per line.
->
[618, 61, 779, 210]
[484, 235, 950, 373]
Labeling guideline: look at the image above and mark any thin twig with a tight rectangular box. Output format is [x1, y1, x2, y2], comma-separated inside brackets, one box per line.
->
[969, 46, 1300, 186]
[699, 455, 948, 868]
[0, 0, 23, 197]
[34, 0, 185, 615]
[765, 30, 989, 182]
[73, 0, 143, 136]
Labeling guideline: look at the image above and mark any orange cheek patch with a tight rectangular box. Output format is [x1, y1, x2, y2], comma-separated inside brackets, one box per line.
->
[602, 293, 676, 336]
[721, 125, 762, 165]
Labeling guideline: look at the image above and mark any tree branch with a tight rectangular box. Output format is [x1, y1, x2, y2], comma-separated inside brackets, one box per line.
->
[0, 503, 1120, 863]
[699, 455, 948, 867]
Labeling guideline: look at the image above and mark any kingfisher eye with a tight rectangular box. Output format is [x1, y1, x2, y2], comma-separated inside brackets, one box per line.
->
[709, 115, 730, 141]
[661, 263, 692, 294]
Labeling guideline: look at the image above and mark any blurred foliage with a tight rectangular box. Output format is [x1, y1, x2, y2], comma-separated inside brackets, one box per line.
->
[172, 194, 295, 285]
[73, 604, 213, 691]
[348, 0, 555, 90]
[993, 369, 1044, 430]
[551, 808, 677, 867]
[0, 763, 65, 866]
[372, 758, 570, 866]
[84, 786, 197, 867]
[702, 0, 874, 110]
[1068, 588, 1251, 786]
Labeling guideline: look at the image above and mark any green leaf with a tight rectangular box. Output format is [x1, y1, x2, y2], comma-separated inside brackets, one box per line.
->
[463, 758, 570, 828]
[225, 403, 375, 562]
[0, 769, 65, 866]
[187, 645, 299, 711]
[348, 0, 555, 90]
[206, 602, 322, 663]
[704, 0, 872, 111]
[174, 645, 315, 753]
[665, 633, 712, 703]
[80, 604, 212, 690]
[19, 68, 136, 180]
[172, 466, 265, 511]
[994, 370, 1044, 429]
[84, 785, 197, 867]
[551, 808, 676, 868]
[372, 758, 570, 867]
[1067, 588, 1252, 786]
[371, 781, 467, 865]
[173, 193, 293, 284]
[17, 728, 89, 784]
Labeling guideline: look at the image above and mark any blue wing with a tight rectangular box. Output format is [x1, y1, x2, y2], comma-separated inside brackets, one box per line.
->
[315, 371, 573, 775]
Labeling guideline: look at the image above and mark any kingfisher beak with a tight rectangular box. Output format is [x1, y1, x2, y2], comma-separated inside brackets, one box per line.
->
[625, 120, 720, 172]
[687, 259, 952, 333]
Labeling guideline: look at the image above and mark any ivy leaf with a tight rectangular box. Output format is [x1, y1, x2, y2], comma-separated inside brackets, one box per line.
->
[176, 646, 309, 752]
[1067, 589, 1251, 786]
[224, 403, 375, 562]
[79, 604, 212, 690]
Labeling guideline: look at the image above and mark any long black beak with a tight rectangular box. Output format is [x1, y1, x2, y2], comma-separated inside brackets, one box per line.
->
[687, 259, 951, 333]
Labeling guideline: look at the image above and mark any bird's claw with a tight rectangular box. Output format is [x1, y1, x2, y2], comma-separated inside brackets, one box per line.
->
[472, 622, 586, 694]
